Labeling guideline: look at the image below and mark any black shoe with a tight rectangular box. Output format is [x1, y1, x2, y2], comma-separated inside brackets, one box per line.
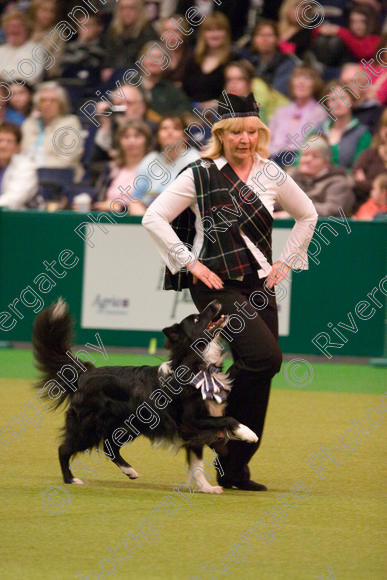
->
[221, 479, 267, 491]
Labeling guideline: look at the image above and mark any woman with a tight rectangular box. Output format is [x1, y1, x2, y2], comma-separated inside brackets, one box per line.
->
[224, 59, 290, 126]
[0, 9, 44, 86]
[138, 42, 192, 119]
[278, 0, 313, 59]
[90, 85, 155, 174]
[133, 115, 200, 211]
[101, 0, 157, 84]
[20, 81, 84, 182]
[269, 66, 327, 163]
[29, 0, 64, 78]
[182, 12, 234, 107]
[142, 93, 318, 490]
[94, 119, 152, 214]
[316, 4, 381, 62]
[240, 19, 297, 98]
[160, 14, 192, 89]
[286, 136, 355, 217]
[352, 109, 387, 209]
[29, 0, 58, 43]
[320, 80, 372, 171]
[8, 82, 33, 121]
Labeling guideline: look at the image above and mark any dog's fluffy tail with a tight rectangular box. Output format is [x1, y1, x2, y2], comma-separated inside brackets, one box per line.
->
[32, 298, 93, 409]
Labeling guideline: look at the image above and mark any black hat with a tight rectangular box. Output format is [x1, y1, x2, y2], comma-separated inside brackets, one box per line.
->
[217, 92, 260, 120]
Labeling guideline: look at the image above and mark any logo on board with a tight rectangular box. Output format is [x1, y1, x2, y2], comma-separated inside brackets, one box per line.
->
[92, 294, 130, 315]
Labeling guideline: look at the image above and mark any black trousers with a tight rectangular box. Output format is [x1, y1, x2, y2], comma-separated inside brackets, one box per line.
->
[189, 272, 282, 484]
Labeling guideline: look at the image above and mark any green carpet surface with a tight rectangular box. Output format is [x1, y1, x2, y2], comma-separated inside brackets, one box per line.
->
[0, 348, 385, 394]
[0, 349, 385, 579]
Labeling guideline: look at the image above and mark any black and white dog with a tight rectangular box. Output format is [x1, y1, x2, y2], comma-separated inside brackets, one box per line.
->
[32, 298, 258, 493]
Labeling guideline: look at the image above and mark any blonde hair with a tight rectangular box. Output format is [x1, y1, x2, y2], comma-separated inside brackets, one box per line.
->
[110, 0, 149, 39]
[29, 0, 57, 23]
[195, 12, 232, 66]
[2, 9, 32, 34]
[201, 116, 270, 160]
[279, 0, 302, 37]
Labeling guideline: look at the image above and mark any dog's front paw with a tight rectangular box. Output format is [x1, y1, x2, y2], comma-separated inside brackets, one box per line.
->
[120, 466, 139, 479]
[198, 484, 223, 494]
[233, 424, 259, 443]
[71, 477, 85, 485]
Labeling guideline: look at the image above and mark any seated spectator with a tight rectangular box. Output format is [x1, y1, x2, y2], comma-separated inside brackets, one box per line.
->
[316, 4, 381, 62]
[176, 0, 250, 42]
[0, 81, 26, 126]
[159, 14, 192, 89]
[224, 60, 255, 98]
[29, 0, 58, 44]
[283, 136, 354, 217]
[362, 35, 387, 107]
[319, 80, 372, 171]
[354, 173, 387, 220]
[0, 10, 44, 86]
[339, 63, 383, 134]
[90, 85, 157, 173]
[28, 0, 64, 77]
[21, 82, 84, 182]
[239, 19, 297, 98]
[182, 12, 235, 107]
[269, 66, 327, 162]
[140, 42, 192, 119]
[0, 122, 38, 209]
[59, 14, 105, 108]
[352, 109, 387, 208]
[8, 82, 33, 122]
[278, 0, 313, 59]
[224, 60, 289, 125]
[93, 120, 153, 214]
[101, 0, 158, 84]
[132, 115, 200, 209]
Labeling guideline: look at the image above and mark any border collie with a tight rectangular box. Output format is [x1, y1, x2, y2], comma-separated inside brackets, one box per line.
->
[32, 298, 258, 494]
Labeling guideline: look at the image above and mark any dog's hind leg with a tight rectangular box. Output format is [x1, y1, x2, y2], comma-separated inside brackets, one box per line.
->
[58, 443, 84, 485]
[104, 440, 139, 480]
[186, 446, 223, 494]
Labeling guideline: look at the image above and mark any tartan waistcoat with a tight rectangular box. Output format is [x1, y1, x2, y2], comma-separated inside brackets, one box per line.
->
[164, 158, 273, 291]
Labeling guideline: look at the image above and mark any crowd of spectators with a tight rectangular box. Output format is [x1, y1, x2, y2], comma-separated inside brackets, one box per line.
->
[0, 0, 386, 220]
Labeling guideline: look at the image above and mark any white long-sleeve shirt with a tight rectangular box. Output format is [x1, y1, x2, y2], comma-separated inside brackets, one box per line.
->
[142, 153, 318, 277]
[0, 154, 38, 209]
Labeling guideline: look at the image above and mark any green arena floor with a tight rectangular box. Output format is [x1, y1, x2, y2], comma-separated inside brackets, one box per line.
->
[0, 349, 385, 580]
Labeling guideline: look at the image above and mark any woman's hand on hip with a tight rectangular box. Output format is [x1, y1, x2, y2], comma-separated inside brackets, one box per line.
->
[188, 260, 224, 289]
[266, 260, 290, 289]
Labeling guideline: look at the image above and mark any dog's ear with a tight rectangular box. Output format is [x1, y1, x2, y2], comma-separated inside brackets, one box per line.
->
[162, 323, 180, 343]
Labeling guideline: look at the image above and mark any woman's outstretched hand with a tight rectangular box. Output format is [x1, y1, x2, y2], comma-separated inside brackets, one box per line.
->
[188, 260, 224, 289]
[266, 260, 290, 289]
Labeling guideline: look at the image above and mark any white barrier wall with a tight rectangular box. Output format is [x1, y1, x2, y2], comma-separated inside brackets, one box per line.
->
[81, 225, 292, 335]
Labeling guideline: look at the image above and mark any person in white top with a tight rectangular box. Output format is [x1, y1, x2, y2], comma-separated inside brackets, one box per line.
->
[0, 122, 37, 209]
[0, 10, 45, 86]
[143, 92, 318, 491]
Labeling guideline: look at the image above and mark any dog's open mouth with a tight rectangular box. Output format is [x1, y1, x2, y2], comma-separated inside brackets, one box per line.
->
[207, 313, 228, 331]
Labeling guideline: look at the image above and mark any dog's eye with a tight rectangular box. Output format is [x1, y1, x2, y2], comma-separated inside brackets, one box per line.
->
[194, 317, 199, 323]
